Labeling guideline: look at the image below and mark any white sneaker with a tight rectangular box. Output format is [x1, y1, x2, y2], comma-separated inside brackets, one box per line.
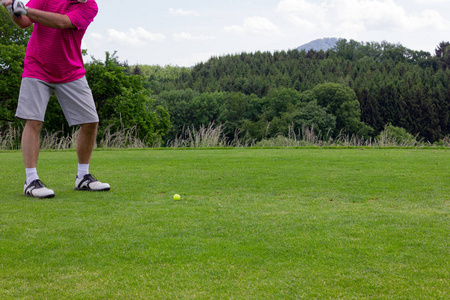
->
[23, 180, 55, 199]
[75, 174, 110, 191]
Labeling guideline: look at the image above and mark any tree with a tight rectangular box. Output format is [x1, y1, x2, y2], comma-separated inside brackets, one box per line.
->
[435, 41, 450, 70]
[156, 89, 200, 141]
[117, 39, 450, 143]
[218, 92, 260, 138]
[262, 88, 301, 119]
[312, 83, 373, 136]
[435, 41, 450, 58]
[0, 7, 32, 46]
[100, 88, 170, 145]
[85, 52, 170, 145]
[0, 44, 26, 127]
[0, 8, 32, 130]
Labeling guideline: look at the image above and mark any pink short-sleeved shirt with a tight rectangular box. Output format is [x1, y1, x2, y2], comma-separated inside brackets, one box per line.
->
[22, 0, 98, 83]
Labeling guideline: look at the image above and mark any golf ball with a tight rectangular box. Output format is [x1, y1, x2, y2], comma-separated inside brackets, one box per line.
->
[173, 194, 181, 200]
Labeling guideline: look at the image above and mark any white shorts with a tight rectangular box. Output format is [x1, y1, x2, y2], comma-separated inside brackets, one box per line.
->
[15, 76, 99, 126]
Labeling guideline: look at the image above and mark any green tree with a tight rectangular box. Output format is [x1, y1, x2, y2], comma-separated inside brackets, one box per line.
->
[100, 88, 170, 145]
[0, 44, 26, 127]
[137, 38, 449, 142]
[0, 7, 32, 130]
[312, 83, 373, 136]
[218, 92, 259, 138]
[0, 7, 32, 46]
[156, 89, 200, 141]
[295, 93, 336, 135]
[262, 88, 301, 119]
[85, 52, 170, 145]
[435, 41, 450, 70]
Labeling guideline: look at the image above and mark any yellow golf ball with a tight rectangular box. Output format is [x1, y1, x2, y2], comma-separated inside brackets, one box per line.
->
[173, 194, 181, 200]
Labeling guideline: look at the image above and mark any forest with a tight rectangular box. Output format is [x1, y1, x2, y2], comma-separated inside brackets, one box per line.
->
[140, 39, 450, 144]
[1, 8, 450, 146]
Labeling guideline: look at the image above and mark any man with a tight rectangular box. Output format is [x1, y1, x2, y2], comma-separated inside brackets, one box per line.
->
[2, 0, 110, 198]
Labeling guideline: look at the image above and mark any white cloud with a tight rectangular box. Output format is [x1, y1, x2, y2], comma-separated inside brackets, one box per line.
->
[410, 9, 449, 31]
[89, 33, 104, 40]
[224, 16, 281, 36]
[85, 0, 450, 66]
[107, 27, 166, 46]
[276, 0, 449, 38]
[172, 51, 219, 67]
[277, 0, 329, 32]
[277, 0, 326, 25]
[414, 0, 446, 3]
[169, 8, 200, 16]
[85, 32, 105, 54]
[333, 0, 408, 34]
[173, 32, 216, 42]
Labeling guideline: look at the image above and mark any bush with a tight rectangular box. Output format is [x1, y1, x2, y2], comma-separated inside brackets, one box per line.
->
[376, 124, 420, 146]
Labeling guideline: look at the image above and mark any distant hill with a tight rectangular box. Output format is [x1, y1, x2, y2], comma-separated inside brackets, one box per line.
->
[297, 38, 339, 52]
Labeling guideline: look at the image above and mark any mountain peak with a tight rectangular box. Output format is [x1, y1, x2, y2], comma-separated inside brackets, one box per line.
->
[297, 38, 339, 52]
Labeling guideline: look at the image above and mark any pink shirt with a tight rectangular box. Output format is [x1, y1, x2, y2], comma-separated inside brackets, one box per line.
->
[22, 0, 98, 83]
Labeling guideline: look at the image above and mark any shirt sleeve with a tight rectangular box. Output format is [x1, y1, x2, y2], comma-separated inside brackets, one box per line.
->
[25, 0, 46, 10]
[66, 2, 98, 30]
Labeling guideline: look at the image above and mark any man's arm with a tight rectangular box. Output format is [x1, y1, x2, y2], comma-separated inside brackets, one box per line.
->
[27, 8, 76, 29]
[2, 0, 76, 29]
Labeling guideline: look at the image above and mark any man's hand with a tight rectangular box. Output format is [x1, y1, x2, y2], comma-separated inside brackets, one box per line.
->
[11, 0, 28, 17]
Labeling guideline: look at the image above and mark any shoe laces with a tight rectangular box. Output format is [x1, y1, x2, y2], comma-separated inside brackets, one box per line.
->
[31, 179, 46, 188]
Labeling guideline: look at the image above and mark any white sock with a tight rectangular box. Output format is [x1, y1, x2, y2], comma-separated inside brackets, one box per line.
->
[26, 168, 39, 185]
[77, 164, 89, 179]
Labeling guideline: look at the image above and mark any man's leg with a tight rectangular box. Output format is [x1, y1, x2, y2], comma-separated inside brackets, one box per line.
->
[21, 119, 55, 198]
[53, 77, 109, 192]
[77, 122, 98, 164]
[75, 122, 110, 192]
[22, 120, 42, 169]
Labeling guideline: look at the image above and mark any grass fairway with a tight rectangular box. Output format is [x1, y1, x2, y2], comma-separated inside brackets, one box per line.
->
[0, 148, 449, 299]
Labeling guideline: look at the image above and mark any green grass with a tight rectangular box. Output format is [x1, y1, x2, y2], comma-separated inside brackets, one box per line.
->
[0, 148, 449, 299]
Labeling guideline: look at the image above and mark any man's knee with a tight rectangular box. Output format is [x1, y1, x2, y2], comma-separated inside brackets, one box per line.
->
[25, 120, 43, 133]
[80, 122, 98, 132]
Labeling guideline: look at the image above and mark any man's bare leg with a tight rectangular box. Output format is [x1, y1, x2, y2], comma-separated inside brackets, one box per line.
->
[75, 122, 110, 191]
[22, 120, 42, 168]
[77, 122, 98, 164]
[22, 120, 55, 198]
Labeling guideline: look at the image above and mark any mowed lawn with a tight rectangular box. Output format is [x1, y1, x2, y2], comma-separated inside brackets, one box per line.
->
[0, 148, 449, 299]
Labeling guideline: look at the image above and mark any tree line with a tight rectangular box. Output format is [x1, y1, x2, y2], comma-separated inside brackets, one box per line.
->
[144, 39, 449, 143]
[1, 8, 449, 145]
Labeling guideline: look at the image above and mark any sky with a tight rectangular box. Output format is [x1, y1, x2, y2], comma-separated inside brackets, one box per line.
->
[83, 0, 450, 67]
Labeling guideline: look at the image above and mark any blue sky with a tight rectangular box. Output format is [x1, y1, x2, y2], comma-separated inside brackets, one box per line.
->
[83, 0, 450, 66]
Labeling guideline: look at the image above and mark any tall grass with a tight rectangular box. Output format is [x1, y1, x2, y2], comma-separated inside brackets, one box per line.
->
[40, 129, 78, 150]
[440, 135, 450, 147]
[166, 123, 256, 148]
[167, 123, 228, 148]
[98, 125, 147, 149]
[0, 125, 148, 150]
[1, 123, 448, 150]
[255, 125, 428, 148]
[0, 126, 21, 150]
